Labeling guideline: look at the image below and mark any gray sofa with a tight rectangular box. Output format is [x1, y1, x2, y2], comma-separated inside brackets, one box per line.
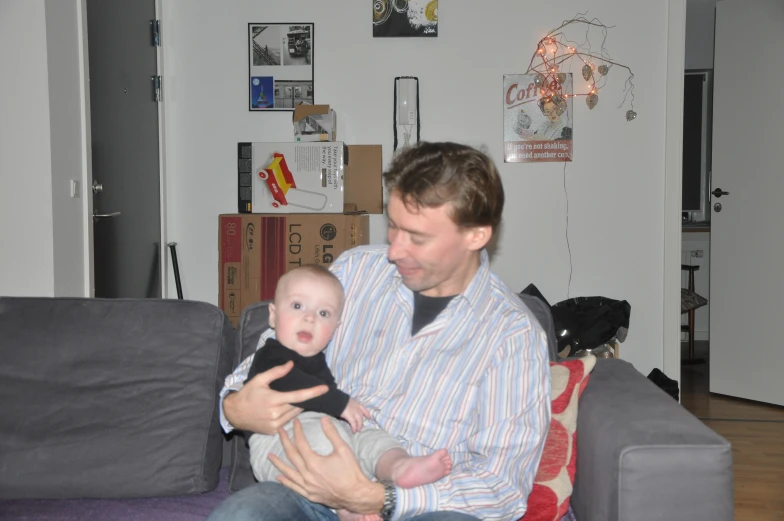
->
[0, 297, 733, 521]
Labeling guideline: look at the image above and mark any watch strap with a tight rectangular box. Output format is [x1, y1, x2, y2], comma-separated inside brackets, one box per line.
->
[380, 482, 397, 521]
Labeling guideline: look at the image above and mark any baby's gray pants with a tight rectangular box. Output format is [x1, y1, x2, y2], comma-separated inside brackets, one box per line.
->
[248, 411, 403, 482]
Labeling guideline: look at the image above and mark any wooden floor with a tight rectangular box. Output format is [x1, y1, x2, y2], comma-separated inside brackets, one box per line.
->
[681, 341, 784, 521]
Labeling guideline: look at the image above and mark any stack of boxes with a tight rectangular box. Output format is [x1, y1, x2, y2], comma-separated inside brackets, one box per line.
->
[219, 105, 383, 327]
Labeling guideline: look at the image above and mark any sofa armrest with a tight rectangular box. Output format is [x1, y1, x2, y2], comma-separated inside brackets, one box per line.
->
[572, 359, 733, 521]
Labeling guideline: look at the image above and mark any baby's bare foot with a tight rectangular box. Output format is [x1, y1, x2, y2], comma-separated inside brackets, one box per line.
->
[393, 448, 452, 489]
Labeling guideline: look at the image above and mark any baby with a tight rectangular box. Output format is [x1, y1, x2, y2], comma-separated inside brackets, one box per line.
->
[245, 264, 452, 494]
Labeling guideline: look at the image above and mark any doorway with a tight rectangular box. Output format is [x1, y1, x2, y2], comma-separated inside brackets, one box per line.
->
[680, 70, 712, 370]
[85, 0, 163, 298]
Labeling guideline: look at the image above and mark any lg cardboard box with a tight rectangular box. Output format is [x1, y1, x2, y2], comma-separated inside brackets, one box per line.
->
[237, 142, 382, 214]
[218, 213, 369, 327]
[293, 104, 337, 142]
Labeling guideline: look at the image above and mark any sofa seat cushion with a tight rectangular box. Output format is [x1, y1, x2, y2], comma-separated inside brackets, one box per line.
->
[0, 298, 235, 499]
[522, 355, 596, 521]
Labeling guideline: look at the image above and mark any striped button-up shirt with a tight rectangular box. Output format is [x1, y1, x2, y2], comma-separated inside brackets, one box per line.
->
[220, 246, 551, 521]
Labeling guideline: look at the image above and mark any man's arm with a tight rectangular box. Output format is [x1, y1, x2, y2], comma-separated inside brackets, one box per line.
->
[394, 326, 551, 521]
[223, 361, 330, 434]
[249, 347, 350, 418]
[219, 329, 330, 435]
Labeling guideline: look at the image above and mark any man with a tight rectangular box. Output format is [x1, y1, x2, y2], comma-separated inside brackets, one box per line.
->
[209, 142, 551, 521]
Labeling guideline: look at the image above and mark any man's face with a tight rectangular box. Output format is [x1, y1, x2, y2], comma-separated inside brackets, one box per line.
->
[386, 191, 490, 297]
[269, 273, 343, 357]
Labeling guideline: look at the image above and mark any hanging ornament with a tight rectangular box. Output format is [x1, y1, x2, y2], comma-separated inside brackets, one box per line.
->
[582, 64, 593, 81]
[626, 109, 637, 121]
[598, 64, 609, 76]
[586, 93, 599, 109]
[534, 73, 546, 87]
[556, 72, 567, 84]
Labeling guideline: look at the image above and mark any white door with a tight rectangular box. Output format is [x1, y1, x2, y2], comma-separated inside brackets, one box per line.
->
[710, 0, 784, 406]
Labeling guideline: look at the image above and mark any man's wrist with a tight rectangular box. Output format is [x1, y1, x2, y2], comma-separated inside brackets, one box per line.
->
[222, 390, 245, 431]
[345, 481, 386, 515]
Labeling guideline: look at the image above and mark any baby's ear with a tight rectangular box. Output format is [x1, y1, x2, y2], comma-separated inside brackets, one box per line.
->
[268, 303, 277, 329]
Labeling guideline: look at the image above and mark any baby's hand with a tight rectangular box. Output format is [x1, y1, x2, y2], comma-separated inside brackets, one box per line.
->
[341, 398, 370, 433]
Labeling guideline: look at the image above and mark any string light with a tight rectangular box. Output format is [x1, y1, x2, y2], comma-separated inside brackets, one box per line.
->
[525, 14, 637, 120]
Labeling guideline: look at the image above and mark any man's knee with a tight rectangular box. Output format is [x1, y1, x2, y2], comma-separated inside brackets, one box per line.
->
[206, 482, 295, 521]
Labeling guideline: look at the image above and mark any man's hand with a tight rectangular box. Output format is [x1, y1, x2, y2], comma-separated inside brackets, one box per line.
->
[223, 362, 329, 435]
[270, 416, 385, 514]
[341, 398, 371, 433]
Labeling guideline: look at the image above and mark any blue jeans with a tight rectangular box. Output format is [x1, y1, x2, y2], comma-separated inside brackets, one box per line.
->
[206, 482, 480, 521]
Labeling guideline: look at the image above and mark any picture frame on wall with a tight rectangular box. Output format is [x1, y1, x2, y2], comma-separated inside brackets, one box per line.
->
[373, 0, 438, 37]
[503, 73, 574, 163]
[248, 23, 314, 111]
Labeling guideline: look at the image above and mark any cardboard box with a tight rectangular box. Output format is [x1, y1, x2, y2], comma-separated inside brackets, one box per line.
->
[218, 213, 369, 327]
[293, 104, 337, 142]
[237, 142, 382, 214]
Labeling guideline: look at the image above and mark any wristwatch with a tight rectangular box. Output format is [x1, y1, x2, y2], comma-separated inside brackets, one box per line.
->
[380, 482, 397, 521]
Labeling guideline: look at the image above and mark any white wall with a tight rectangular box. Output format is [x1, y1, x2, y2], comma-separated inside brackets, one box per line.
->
[686, 0, 716, 69]
[45, 0, 89, 297]
[0, 0, 55, 297]
[162, 0, 673, 375]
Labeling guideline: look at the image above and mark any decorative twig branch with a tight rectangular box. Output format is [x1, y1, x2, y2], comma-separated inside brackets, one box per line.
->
[524, 15, 638, 121]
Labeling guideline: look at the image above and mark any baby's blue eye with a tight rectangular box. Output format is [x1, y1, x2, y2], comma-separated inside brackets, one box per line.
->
[292, 302, 301, 309]
[319, 310, 329, 318]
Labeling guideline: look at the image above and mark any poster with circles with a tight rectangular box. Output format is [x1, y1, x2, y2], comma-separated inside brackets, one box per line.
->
[373, 0, 438, 37]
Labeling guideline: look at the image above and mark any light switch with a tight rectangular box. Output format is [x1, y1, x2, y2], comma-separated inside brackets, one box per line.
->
[70, 180, 80, 198]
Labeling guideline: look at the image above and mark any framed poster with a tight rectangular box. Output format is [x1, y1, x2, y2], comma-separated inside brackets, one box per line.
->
[248, 23, 314, 111]
[373, 0, 438, 37]
[503, 74, 574, 163]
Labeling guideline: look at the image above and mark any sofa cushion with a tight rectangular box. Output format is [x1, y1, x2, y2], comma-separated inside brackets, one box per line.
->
[522, 355, 596, 521]
[228, 300, 272, 493]
[0, 297, 236, 499]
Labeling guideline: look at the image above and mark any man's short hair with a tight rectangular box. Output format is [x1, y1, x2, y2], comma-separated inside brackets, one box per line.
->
[382, 142, 505, 230]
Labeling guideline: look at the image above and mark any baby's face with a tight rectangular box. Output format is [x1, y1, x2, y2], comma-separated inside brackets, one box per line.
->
[270, 273, 343, 357]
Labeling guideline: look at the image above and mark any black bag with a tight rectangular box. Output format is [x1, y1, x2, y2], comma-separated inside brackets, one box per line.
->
[550, 296, 631, 358]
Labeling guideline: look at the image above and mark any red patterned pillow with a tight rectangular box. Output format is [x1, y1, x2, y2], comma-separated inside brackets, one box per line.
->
[521, 355, 596, 521]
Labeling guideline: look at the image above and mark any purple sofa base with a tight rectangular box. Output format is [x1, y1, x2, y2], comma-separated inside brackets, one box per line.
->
[0, 469, 231, 521]
[0, 469, 578, 521]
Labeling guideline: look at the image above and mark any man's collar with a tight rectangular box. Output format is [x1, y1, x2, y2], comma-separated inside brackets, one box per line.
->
[458, 249, 493, 315]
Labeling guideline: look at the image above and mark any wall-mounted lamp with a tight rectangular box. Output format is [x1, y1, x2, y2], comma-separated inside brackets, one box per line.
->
[394, 76, 420, 151]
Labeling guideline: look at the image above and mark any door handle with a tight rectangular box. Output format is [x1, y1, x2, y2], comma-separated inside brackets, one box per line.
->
[711, 188, 729, 198]
[93, 211, 121, 219]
